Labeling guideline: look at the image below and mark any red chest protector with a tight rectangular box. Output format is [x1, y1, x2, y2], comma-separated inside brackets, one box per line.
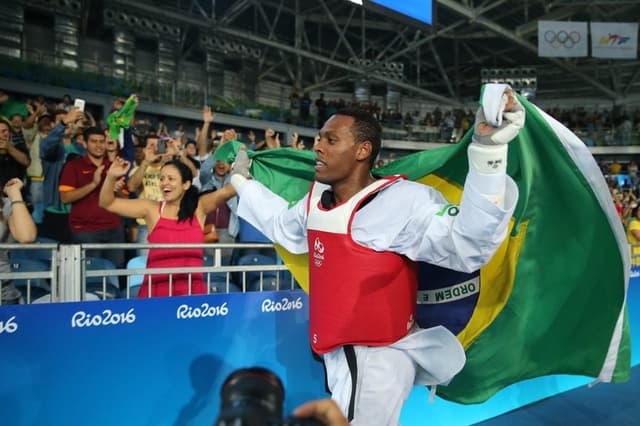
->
[306, 176, 418, 354]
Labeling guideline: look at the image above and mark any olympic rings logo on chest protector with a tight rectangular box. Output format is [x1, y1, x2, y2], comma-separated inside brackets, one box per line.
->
[544, 30, 581, 48]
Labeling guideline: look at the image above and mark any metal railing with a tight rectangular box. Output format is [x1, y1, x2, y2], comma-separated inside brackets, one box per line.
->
[0, 242, 297, 306]
[0, 243, 59, 305]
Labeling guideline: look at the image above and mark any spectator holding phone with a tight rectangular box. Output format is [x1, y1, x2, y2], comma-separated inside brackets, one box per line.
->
[164, 136, 199, 178]
[127, 135, 166, 254]
[39, 107, 86, 242]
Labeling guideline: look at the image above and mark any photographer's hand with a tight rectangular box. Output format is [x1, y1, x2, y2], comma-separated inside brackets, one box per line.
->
[293, 399, 348, 426]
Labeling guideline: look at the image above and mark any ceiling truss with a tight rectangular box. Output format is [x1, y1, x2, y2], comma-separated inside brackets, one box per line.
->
[92, 0, 640, 105]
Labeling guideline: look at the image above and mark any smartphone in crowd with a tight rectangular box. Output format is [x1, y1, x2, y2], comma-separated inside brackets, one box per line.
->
[74, 98, 86, 112]
[157, 136, 168, 154]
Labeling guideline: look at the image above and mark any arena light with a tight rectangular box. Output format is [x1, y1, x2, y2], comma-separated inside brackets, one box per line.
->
[480, 67, 537, 100]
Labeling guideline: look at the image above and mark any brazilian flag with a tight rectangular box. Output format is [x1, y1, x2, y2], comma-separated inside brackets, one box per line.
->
[213, 95, 631, 403]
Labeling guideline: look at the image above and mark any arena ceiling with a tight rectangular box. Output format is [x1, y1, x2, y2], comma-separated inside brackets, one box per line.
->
[46, 1, 640, 107]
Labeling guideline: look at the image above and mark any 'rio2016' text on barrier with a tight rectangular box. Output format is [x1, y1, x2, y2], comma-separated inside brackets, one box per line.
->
[0, 316, 18, 334]
[176, 302, 229, 319]
[71, 308, 137, 328]
[261, 297, 304, 313]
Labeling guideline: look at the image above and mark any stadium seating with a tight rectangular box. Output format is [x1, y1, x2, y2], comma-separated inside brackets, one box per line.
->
[84, 257, 120, 300]
[9, 258, 51, 302]
[202, 254, 240, 293]
[8, 236, 58, 265]
[124, 255, 147, 298]
[235, 254, 279, 291]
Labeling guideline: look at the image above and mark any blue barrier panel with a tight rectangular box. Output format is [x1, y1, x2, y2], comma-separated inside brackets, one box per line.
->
[631, 265, 640, 280]
[2, 282, 638, 426]
[0, 290, 326, 426]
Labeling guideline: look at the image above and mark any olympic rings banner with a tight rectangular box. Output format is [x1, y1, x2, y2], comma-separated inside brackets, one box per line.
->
[538, 20, 588, 57]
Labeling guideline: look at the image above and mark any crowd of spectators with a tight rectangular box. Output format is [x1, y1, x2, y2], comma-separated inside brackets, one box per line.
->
[0, 88, 309, 299]
[546, 106, 640, 147]
[3, 86, 640, 297]
[302, 97, 640, 146]
[599, 159, 640, 258]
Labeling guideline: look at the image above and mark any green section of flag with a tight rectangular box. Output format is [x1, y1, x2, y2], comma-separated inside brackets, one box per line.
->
[214, 96, 631, 403]
[0, 99, 29, 120]
[215, 142, 316, 202]
[383, 104, 629, 402]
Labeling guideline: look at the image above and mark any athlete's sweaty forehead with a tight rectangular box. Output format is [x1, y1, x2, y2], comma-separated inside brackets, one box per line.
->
[318, 115, 355, 141]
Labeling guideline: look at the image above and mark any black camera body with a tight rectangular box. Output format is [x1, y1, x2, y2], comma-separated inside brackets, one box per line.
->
[215, 367, 323, 426]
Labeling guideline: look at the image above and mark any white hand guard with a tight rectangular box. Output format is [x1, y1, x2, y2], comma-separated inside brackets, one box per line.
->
[231, 148, 251, 178]
[230, 148, 252, 192]
[472, 86, 525, 146]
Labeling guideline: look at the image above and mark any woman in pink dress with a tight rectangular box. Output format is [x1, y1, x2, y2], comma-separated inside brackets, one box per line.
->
[99, 157, 235, 297]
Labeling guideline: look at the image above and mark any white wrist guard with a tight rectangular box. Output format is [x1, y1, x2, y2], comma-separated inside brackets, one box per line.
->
[468, 143, 508, 175]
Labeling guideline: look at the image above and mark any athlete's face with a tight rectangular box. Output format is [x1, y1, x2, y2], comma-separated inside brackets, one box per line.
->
[314, 115, 361, 185]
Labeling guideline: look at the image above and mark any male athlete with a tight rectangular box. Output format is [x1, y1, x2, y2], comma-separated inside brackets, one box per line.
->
[230, 84, 523, 425]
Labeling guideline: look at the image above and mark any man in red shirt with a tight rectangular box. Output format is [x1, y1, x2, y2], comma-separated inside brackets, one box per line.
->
[59, 127, 125, 268]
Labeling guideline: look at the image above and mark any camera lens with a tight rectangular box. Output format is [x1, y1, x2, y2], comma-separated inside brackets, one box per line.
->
[216, 367, 285, 426]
